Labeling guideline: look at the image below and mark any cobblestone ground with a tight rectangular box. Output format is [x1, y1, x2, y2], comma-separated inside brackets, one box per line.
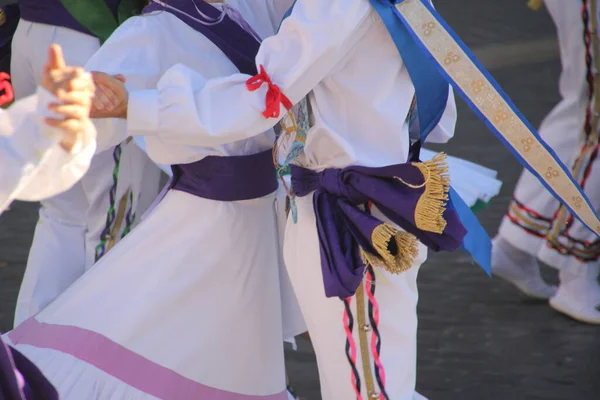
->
[0, 1, 598, 399]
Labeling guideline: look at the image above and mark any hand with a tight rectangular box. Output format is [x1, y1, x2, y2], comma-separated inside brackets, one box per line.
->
[90, 71, 128, 119]
[41, 45, 95, 153]
[41, 45, 94, 97]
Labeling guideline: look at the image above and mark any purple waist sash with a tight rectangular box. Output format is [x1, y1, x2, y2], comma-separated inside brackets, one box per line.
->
[18, 0, 120, 37]
[170, 149, 277, 202]
[0, 336, 58, 400]
[291, 160, 466, 299]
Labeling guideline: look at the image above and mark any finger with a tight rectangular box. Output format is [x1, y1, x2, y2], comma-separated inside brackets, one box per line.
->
[46, 44, 66, 70]
[114, 74, 126, 83]
[89, 106, 121, 119]
[48, 67, 85, 82]
[48, 103, 89, 120]
[44, 117, 83, 136]
[52, 73, 95, 92]
[92, 95, 105, 111]
[56, 89, 95, 105]
[91, 71, 125, 94]
[98, 84, 120, 108]
[91, 71, 116, 87]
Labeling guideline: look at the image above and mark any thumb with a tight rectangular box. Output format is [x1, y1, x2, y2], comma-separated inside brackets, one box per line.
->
[46, 44, 67, 70]
[113, 74, 126, 83]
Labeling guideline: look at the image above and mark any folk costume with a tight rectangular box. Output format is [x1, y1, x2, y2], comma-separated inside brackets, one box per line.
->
[495, 0, 600, 324]
[6, 1, 300, 398]
[12, 0, 163, 326]
[107, 0, 600, 398]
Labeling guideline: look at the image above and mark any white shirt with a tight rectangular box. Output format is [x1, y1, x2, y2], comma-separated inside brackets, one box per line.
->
[0, 88, 96, 214]
[85, 0, 292, 167]
[127, 0, 456, 171]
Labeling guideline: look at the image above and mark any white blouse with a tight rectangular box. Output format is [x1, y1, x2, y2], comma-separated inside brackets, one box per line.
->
[0, 88, 96, 214]
[127, 0, 456, 171]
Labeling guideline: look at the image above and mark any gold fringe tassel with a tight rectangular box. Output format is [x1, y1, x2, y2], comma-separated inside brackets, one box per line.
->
[527, 0, 544, 11]
[413, 153, 449, 234]
[364, 223, 419, 274]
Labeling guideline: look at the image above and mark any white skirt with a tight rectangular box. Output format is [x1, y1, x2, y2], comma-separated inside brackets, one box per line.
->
[6, 189, 291, 399]
[421, 149, 503, 209]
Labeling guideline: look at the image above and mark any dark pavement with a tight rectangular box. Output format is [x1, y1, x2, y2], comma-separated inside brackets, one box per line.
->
[0, 1, 598, 399]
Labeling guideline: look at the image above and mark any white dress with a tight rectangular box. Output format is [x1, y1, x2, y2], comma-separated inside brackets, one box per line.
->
[0, 87, 96, 215]
[6, 2, 299, 399]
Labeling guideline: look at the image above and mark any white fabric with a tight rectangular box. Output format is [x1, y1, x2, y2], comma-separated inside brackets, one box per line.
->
[125, 0, 456, 397]
[420, 149, 502, 207]
[285, 196, 425, 400]
[10, 2, 301, 397]
[0, 88, 96, 214]
[11, 21, 162, 325]
[12, 190, 286, 398]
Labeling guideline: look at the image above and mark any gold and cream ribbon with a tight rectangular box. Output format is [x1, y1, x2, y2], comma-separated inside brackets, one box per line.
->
[395, 0, 600, 236]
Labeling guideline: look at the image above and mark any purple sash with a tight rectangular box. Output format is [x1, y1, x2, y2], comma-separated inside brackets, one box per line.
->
[18, 0, 121, 37]
[142, 0, 260, 75]
[0, 336, 58, 400]
[171, 150, 277, 201]
[291, 161, 466, 299]
[140, 1, 274, 203]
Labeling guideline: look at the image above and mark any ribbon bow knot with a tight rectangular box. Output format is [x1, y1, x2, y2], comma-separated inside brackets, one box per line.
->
[246, 65, 293, 118]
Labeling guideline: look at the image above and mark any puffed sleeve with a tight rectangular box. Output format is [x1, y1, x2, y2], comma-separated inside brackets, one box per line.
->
[0, 88, 97, 212]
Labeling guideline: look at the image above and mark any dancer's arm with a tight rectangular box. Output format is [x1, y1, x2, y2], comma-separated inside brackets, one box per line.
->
[0, 46, 96, 211]
[84, 15, 165, 153]
[95, 0, 374, 147]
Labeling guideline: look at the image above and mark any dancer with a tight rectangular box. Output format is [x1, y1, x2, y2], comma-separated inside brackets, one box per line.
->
[89, 0, 600, 398]
[494, 0, 600, 324]
[11, 0, 162, 326]
[7, 1, 299, 398]
[91, 0, 458, 398]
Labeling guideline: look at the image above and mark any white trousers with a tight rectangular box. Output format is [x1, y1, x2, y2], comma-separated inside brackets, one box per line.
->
[284, 195, 425, 400]
[11, 20, 161, 326]
[498, 0, 600, 271]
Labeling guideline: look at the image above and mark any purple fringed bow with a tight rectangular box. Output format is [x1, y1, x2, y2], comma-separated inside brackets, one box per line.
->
[291, 158, 466, 299]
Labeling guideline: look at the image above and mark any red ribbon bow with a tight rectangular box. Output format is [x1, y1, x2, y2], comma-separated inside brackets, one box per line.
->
[246, 65, 292, 119]
[0, 73, 14, 107]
